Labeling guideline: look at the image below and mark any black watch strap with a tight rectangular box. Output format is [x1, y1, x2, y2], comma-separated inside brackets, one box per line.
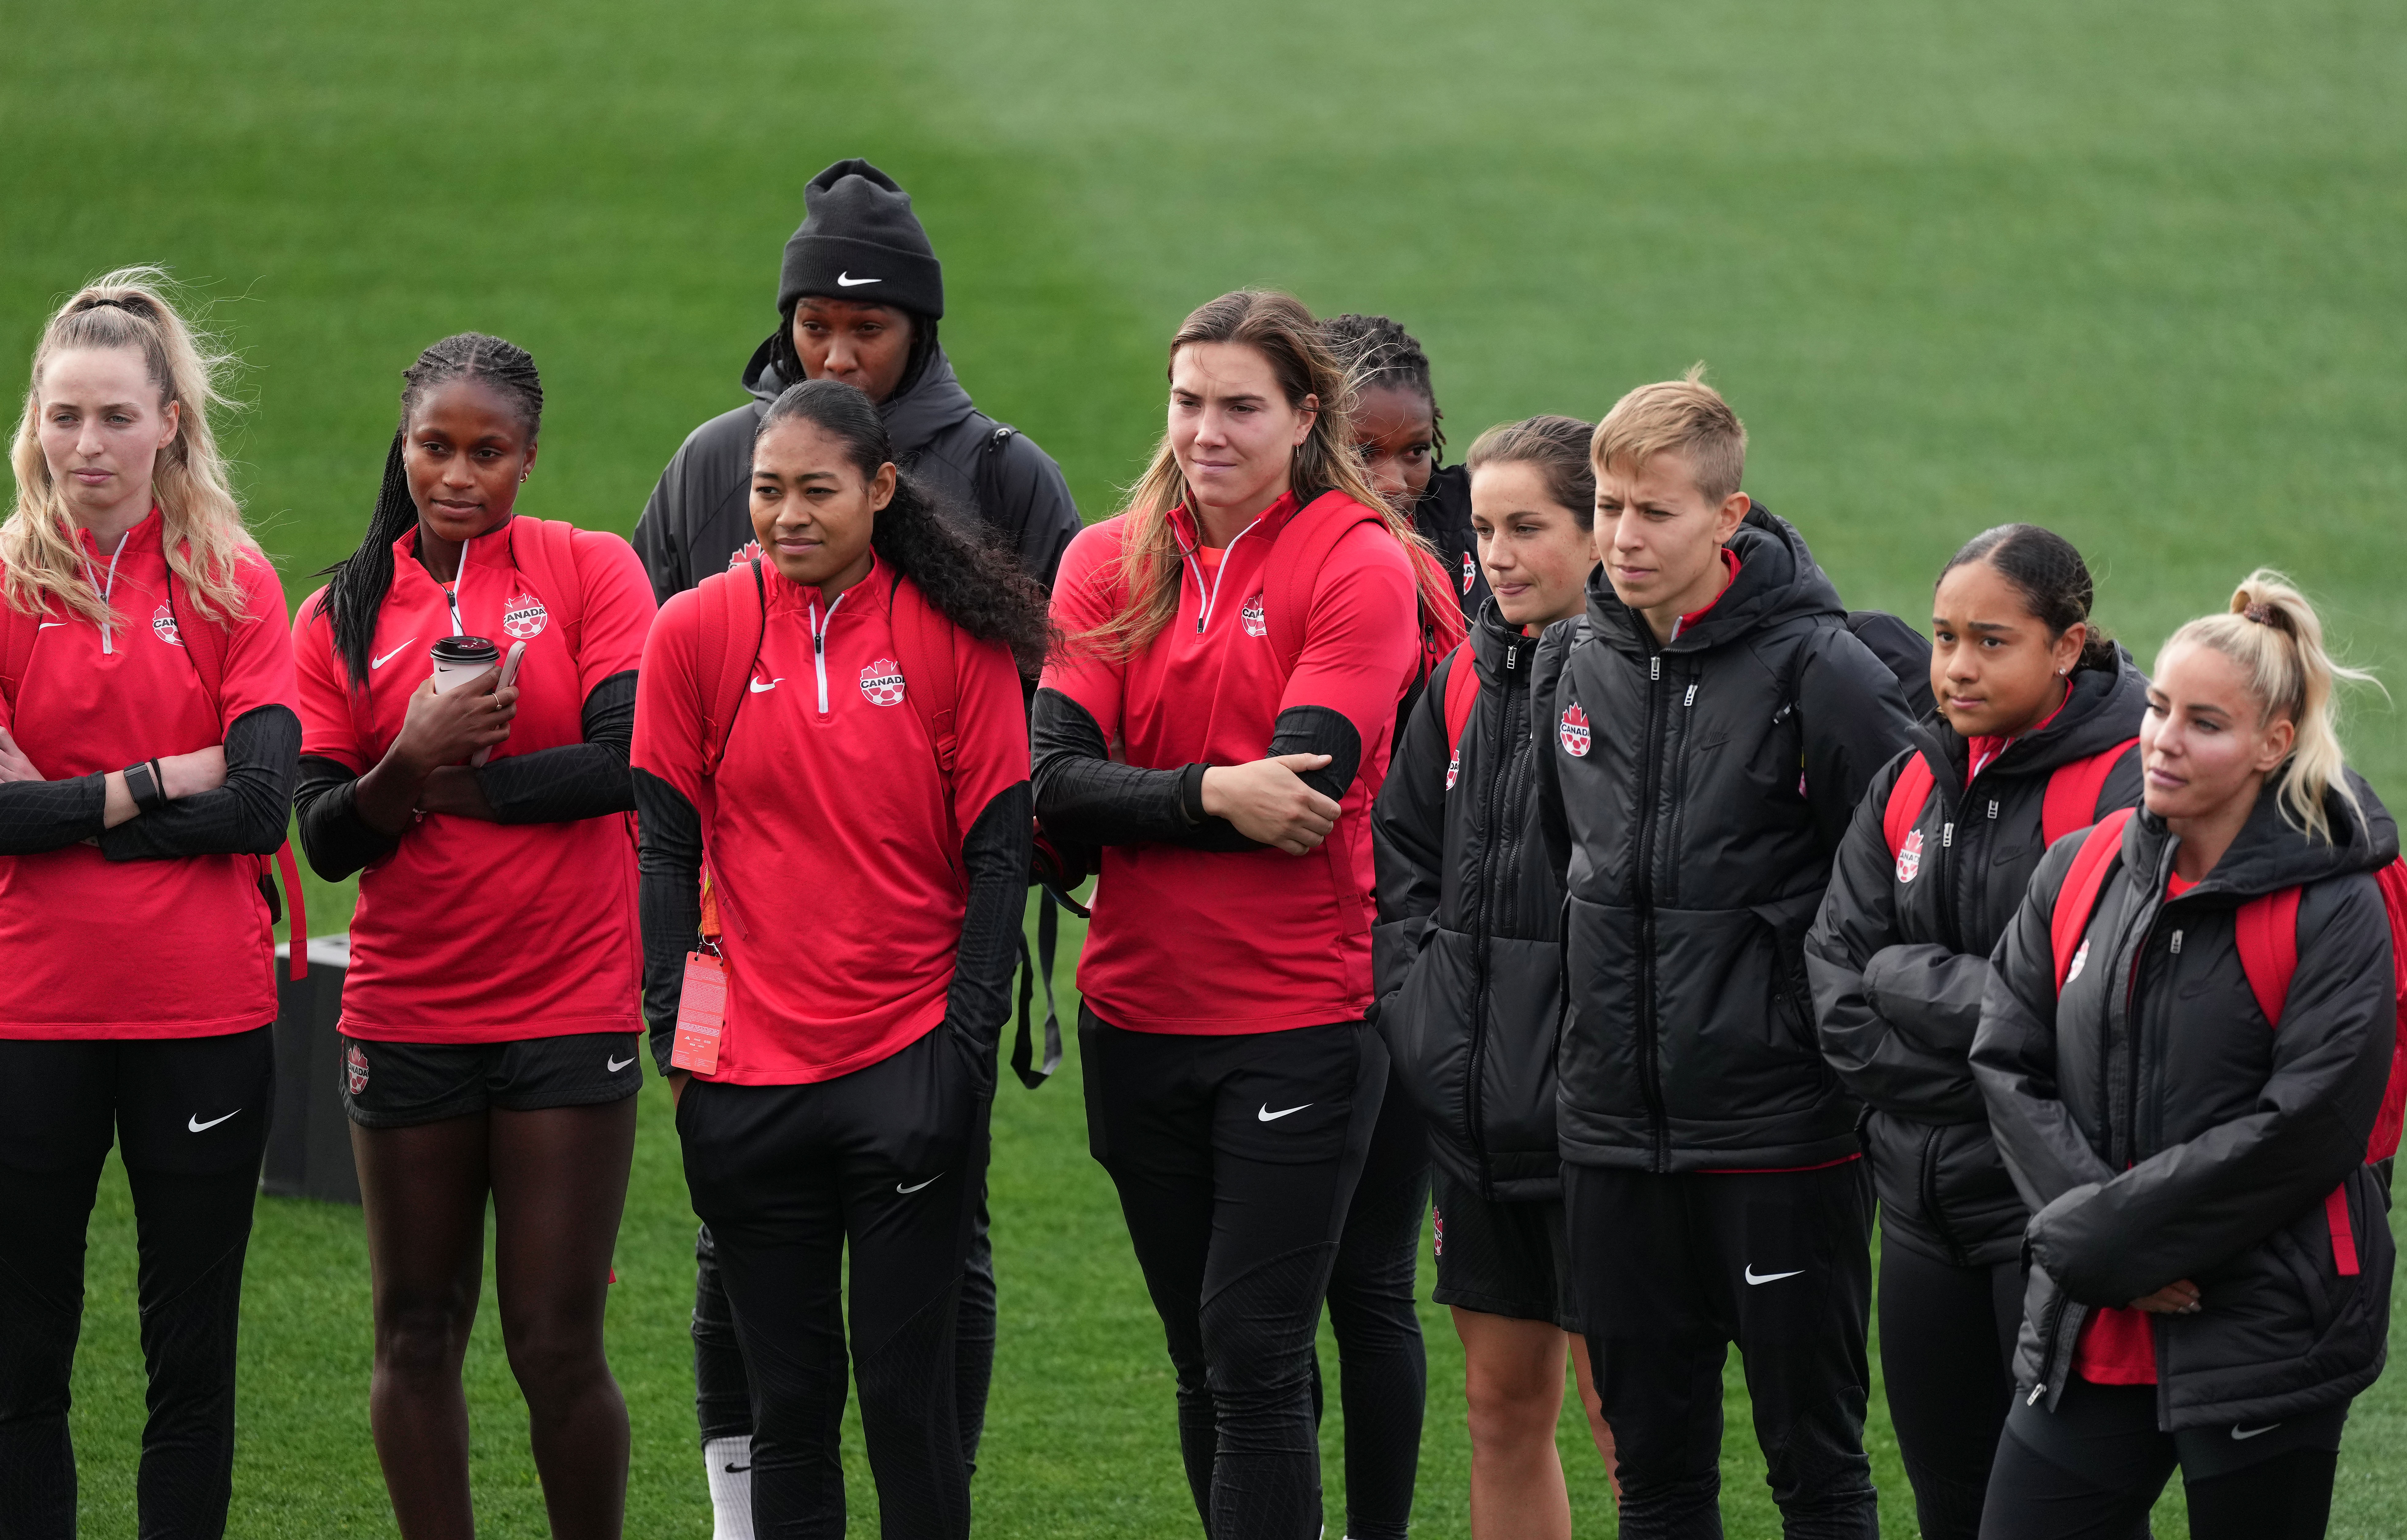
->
[124, 758, 168, 816]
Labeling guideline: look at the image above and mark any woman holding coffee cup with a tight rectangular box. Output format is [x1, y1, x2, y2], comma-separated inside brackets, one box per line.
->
[289, 333, 658, 1540]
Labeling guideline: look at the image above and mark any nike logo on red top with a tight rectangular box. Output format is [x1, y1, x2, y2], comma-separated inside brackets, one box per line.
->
[371, 640, 416, 669]
[749, 676, 782, 693]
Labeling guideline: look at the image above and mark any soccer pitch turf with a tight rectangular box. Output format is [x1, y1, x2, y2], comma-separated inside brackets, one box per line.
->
[6, 0, 2406, 1533]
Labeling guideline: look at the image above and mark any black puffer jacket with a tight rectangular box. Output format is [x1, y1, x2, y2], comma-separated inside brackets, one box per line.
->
[1533, 505, 1918, 1171]
[631, 341, 1081, 602]
[1412, 464, 1490, 622]
[1374, 603, 1565, 1200]
[1807, 657, 2147, 1267]
[1973, 775, 2399, 1427]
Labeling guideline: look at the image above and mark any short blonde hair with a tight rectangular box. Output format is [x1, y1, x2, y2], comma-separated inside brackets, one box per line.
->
[1590, 364, 1746, 503]
[2159, 569, 2380, 845]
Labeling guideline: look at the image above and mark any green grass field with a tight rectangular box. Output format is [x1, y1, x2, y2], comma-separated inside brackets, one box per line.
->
[7, 0, 2407, 1533]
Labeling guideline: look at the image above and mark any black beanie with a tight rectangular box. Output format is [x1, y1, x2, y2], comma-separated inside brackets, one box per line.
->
[776, 159, 944, 320]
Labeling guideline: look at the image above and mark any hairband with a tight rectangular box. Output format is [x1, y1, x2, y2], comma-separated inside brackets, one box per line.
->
[79, 296, 151, 317]
[2243, 602, 2273, 625]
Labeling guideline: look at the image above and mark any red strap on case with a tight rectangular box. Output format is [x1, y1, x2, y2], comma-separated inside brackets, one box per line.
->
[2326, 1185, 2360, 1276]
[1883, 755, 1938, 860]
[2042, 738, 2141, 848]
[1441, 642, 1479, 759]
[2052, 808, 2136, 992]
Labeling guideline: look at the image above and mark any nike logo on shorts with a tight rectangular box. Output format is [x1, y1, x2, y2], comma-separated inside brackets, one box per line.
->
[372, 640, 416, 669]
[897, 1175, 940, 1194]
[606, 1055, 634, 1073]
[748, 676, 783, 693]
[2232, 1423, 2281, 1440]
[724, 1462, 751, 1473]
[1744, 1265, 1804, 1286]
[1257, 1103, 1310, 1122]
[836, 272, 880, 286]
[188, 1110, 241, 1133]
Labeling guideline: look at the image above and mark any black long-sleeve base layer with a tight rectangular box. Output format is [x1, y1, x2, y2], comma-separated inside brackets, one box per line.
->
[292, 671, 636, 882]
[0, 705, 299, 860]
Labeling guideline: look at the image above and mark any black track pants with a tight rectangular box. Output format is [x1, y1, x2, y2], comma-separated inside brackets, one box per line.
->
[1980, 1378, 2345, 1540]
[0, 1029, 273, 1540]
[1310, 1058, 1428, 1540]
[693, 1194, 997, 1468]
[1566, 1161, 1879, 1540]
[1877, 1241, 2022, 1540]
[1082, 1007, 1385, 1540]
[678, 1026, 989, 1540]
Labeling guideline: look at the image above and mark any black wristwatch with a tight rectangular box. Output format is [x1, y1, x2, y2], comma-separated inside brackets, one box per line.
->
[123, 758, 168, 816]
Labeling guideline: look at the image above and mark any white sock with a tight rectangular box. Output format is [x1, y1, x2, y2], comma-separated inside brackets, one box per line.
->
[704, 1435, 755, 1540]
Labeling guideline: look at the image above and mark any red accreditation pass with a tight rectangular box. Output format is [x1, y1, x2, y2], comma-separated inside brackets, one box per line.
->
[672, 951, 727, 1075]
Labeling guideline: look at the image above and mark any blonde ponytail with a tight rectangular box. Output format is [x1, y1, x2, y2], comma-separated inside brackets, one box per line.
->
[1072, 289, 1439, 661]
[5, 267, 258, 628]
[2161, 568, 2380, 843]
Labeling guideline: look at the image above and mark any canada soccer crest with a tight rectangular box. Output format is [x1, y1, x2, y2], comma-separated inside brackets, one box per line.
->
[729, 541, 763, 570]
[151, 604, 182, 648]
[1445, 750, 1461, 790]
[1896, 828, 1925, 884]
[1239, 594, 1267, 638]
[501, 590, 549, 640]
[1460, 552, 1477, 595]
[1559, 703, 1592, 757]
[345, 1042, 370, 1094]
[860, 658, 906, 707]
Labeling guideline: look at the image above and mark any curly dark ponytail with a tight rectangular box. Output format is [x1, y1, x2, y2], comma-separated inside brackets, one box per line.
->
[320, 333, 544, 687]
[755, 379, 1052, 674]
[1940, 523, 2120, 672]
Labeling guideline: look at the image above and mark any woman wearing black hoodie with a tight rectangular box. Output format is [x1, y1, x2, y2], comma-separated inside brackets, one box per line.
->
[1972, 570, 2398, 1539]
[1806, 525, 2145, 1540]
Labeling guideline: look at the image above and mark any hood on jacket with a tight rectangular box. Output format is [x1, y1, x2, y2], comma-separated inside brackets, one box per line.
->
[1915, 646, 2152, 784]
[2129, 765, 2400, 902]
[1585, 503, 1845, 655]
[737, 342, 981, 458]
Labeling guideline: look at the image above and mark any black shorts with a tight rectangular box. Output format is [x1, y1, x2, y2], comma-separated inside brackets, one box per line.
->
[1431, 1167, 1581, 1332]
[340, 1031, 644, 1128]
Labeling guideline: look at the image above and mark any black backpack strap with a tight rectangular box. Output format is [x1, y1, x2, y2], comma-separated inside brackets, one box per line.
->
[1011, 888, 1070, 1090]
[972, 420, 1019, 527]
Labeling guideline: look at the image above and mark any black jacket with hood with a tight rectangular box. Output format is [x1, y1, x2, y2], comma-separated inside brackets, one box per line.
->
[1374, 602, 1564, 1201]
[1533, 504, 1919, 1171]
[1972, 775, 2398, 1428]
[1806, 656, 2147, 1267]
[631, 341, 1081, 604]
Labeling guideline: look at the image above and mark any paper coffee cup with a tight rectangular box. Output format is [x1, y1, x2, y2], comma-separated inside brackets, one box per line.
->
[428, 636, 501, 694]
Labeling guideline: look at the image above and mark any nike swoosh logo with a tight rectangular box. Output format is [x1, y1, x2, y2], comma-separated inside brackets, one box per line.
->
[748, 677, 782, 693]
[37, 621, 64, 629]
[188, 1110, 241, 1133]
[723, 1463, 751, 1473]
[897, 1175, 941, 1193]
[2232, 1423, 2281, 1440]
[836, 272, 880, 286]
[606, 1055, 634, 1073]
[371, 640, 416, 669]
[1257, 1103, 1311, 1122]
[1744, 1265, 1804, 1286]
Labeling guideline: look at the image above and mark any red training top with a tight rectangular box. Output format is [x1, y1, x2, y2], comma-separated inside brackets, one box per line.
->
[0, 512, 295, 1038]
[633, 558, 1029, 1083]
[293, 516, 655, 1043]
[1043, 491, 1420, 1034]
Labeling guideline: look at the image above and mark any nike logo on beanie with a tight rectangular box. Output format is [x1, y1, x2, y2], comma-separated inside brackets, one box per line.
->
[836, 272, 880, 286]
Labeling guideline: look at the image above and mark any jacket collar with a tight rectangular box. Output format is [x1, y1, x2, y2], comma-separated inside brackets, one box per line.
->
[740, 341, 980, 457]
[1166, 489, 1310, 555]
[1584, 500, 1845, 655]
[1914, 649, 2151, 786]
[2127, 766, 2399, 902]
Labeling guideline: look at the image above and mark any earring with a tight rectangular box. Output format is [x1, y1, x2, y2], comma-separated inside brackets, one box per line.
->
[519, 471, 529, 483]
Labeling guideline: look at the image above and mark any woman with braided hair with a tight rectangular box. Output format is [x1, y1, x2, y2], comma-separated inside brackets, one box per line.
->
[1324, 312, 1488, 622]
[0, 269, 299, 1540]
[289, 333, 657, 1538]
